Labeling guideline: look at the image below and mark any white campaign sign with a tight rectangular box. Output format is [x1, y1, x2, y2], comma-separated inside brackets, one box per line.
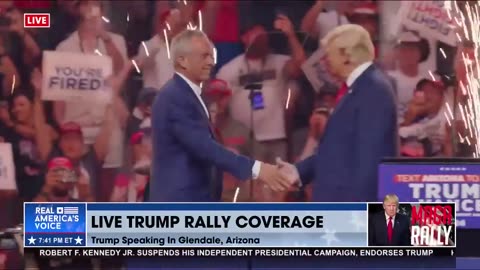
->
[41, 51, 113, 103]
[396, 1, 458, 46]
[0, 143, 17, 191]
[301, 48, 342, 93]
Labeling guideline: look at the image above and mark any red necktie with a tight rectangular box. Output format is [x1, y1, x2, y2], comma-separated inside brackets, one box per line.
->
[335, 82, 348, 105]
[387, 217, 393, 243]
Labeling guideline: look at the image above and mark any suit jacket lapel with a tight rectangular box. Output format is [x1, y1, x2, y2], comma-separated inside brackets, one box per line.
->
[173, 75, 214, 135]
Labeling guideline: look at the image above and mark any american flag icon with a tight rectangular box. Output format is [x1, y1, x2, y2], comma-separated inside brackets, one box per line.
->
[62, 207, 79, 215]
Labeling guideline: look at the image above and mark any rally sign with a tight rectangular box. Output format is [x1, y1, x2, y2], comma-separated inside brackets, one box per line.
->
[396, 1, 457, 46]
[301, 48, 343, 93]
[378, 161, 480, 229]
[0, 143, 16, 191]
[41, 51, 113, 103]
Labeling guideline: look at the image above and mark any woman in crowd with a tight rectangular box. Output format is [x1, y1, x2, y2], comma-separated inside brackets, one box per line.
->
[2, 89, 57, 201]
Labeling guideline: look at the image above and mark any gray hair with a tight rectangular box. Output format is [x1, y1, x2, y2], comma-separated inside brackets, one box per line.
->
[170, 29, 212, 62]
[321, 24, 375, 65]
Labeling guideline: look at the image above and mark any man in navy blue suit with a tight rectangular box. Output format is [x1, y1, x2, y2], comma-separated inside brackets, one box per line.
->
[127, 29, 292, 270]
[278, 24, 398, 202]
[149, 29, 292, 202]
[369, 194, 411, 246]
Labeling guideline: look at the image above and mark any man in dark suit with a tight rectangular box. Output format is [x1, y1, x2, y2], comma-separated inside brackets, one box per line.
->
[277, 24, 398, 202]
[149, 29, 291, 202]
[369, 194, 411, 246]
[127, 29, 292, 270]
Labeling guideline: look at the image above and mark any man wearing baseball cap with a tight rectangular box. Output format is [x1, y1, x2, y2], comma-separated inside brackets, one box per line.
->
[34, 97, 115, 201]
[388, 30, 431, 122]
[33, 156, 94, 270]
[34, 156, 93, 202]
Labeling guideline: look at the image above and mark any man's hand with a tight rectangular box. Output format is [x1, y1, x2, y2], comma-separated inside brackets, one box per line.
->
[7, 8, 24, 35]
[276, 157, 301, 187]
[258, 162, 291, 192]
[274, 15, 295, 37]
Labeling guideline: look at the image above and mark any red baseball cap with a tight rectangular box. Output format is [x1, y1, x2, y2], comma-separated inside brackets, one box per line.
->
[204, 79, 232, 97]
[47, 157, 74, 170]
[59, 122, 83, 138]
[130, 131, 144, 145]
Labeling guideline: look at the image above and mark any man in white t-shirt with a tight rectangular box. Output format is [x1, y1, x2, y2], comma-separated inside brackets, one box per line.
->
[387, 31, 431, 123]
[54, 0, 129, 200]
[216, 17, 305, 202]
[137, 8, 185, 90]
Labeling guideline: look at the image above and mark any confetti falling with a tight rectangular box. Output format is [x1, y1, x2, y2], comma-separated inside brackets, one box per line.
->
[94, 49, 103, 56]
[131, 59, 141, 74]
[428, 70, 436, 81]
[440, 47, 447, 58]
[443, 0, 480, 156]
[233, 187, 240, 203]
[163, 29, 171, 59]
[10, 74, 15, 94]
[141, 41, 149, 56]
[213, 47, 217, 64]
[101, 16, 110, 23]
[285, 88, 291, 109]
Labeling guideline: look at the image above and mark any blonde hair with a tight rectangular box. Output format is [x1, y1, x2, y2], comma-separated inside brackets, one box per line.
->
[383, 194, 399, 205]
[321, 24, 375, 65]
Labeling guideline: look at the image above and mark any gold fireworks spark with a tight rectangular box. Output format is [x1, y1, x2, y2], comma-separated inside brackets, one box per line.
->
[444, 0, 480, 156]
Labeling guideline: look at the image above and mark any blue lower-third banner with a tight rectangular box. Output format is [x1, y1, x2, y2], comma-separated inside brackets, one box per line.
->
[24, 203, 368, 248]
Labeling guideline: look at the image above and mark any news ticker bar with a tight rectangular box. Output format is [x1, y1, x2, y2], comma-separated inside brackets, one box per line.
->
[31, 247, 455, 258]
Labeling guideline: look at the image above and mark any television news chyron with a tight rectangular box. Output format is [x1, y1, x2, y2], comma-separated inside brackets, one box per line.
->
[22, 202, 456, 260]
[30, 247, 454, 258]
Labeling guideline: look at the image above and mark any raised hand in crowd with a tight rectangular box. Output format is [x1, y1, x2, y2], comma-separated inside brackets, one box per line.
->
[0, 38, 20, 96]
[5, 7, 41, 67]
[274, 14, 306, 79]
[274, 14, 295, 37]
[6, 8, 23, 35]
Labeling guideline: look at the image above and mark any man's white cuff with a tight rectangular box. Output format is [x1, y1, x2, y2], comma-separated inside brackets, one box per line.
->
[252, 161, 261, 180]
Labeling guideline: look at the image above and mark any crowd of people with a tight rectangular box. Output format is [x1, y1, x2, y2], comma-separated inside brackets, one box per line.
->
[0, 0, 476, 268]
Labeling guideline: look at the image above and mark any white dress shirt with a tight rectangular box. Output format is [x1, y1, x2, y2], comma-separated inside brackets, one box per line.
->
[346, 61, 373, 88]
[176, 72, 261, 179]
[385, 213, 395, 228]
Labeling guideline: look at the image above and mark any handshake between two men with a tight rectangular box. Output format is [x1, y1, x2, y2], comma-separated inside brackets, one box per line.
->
[257, 158, 301, 192]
